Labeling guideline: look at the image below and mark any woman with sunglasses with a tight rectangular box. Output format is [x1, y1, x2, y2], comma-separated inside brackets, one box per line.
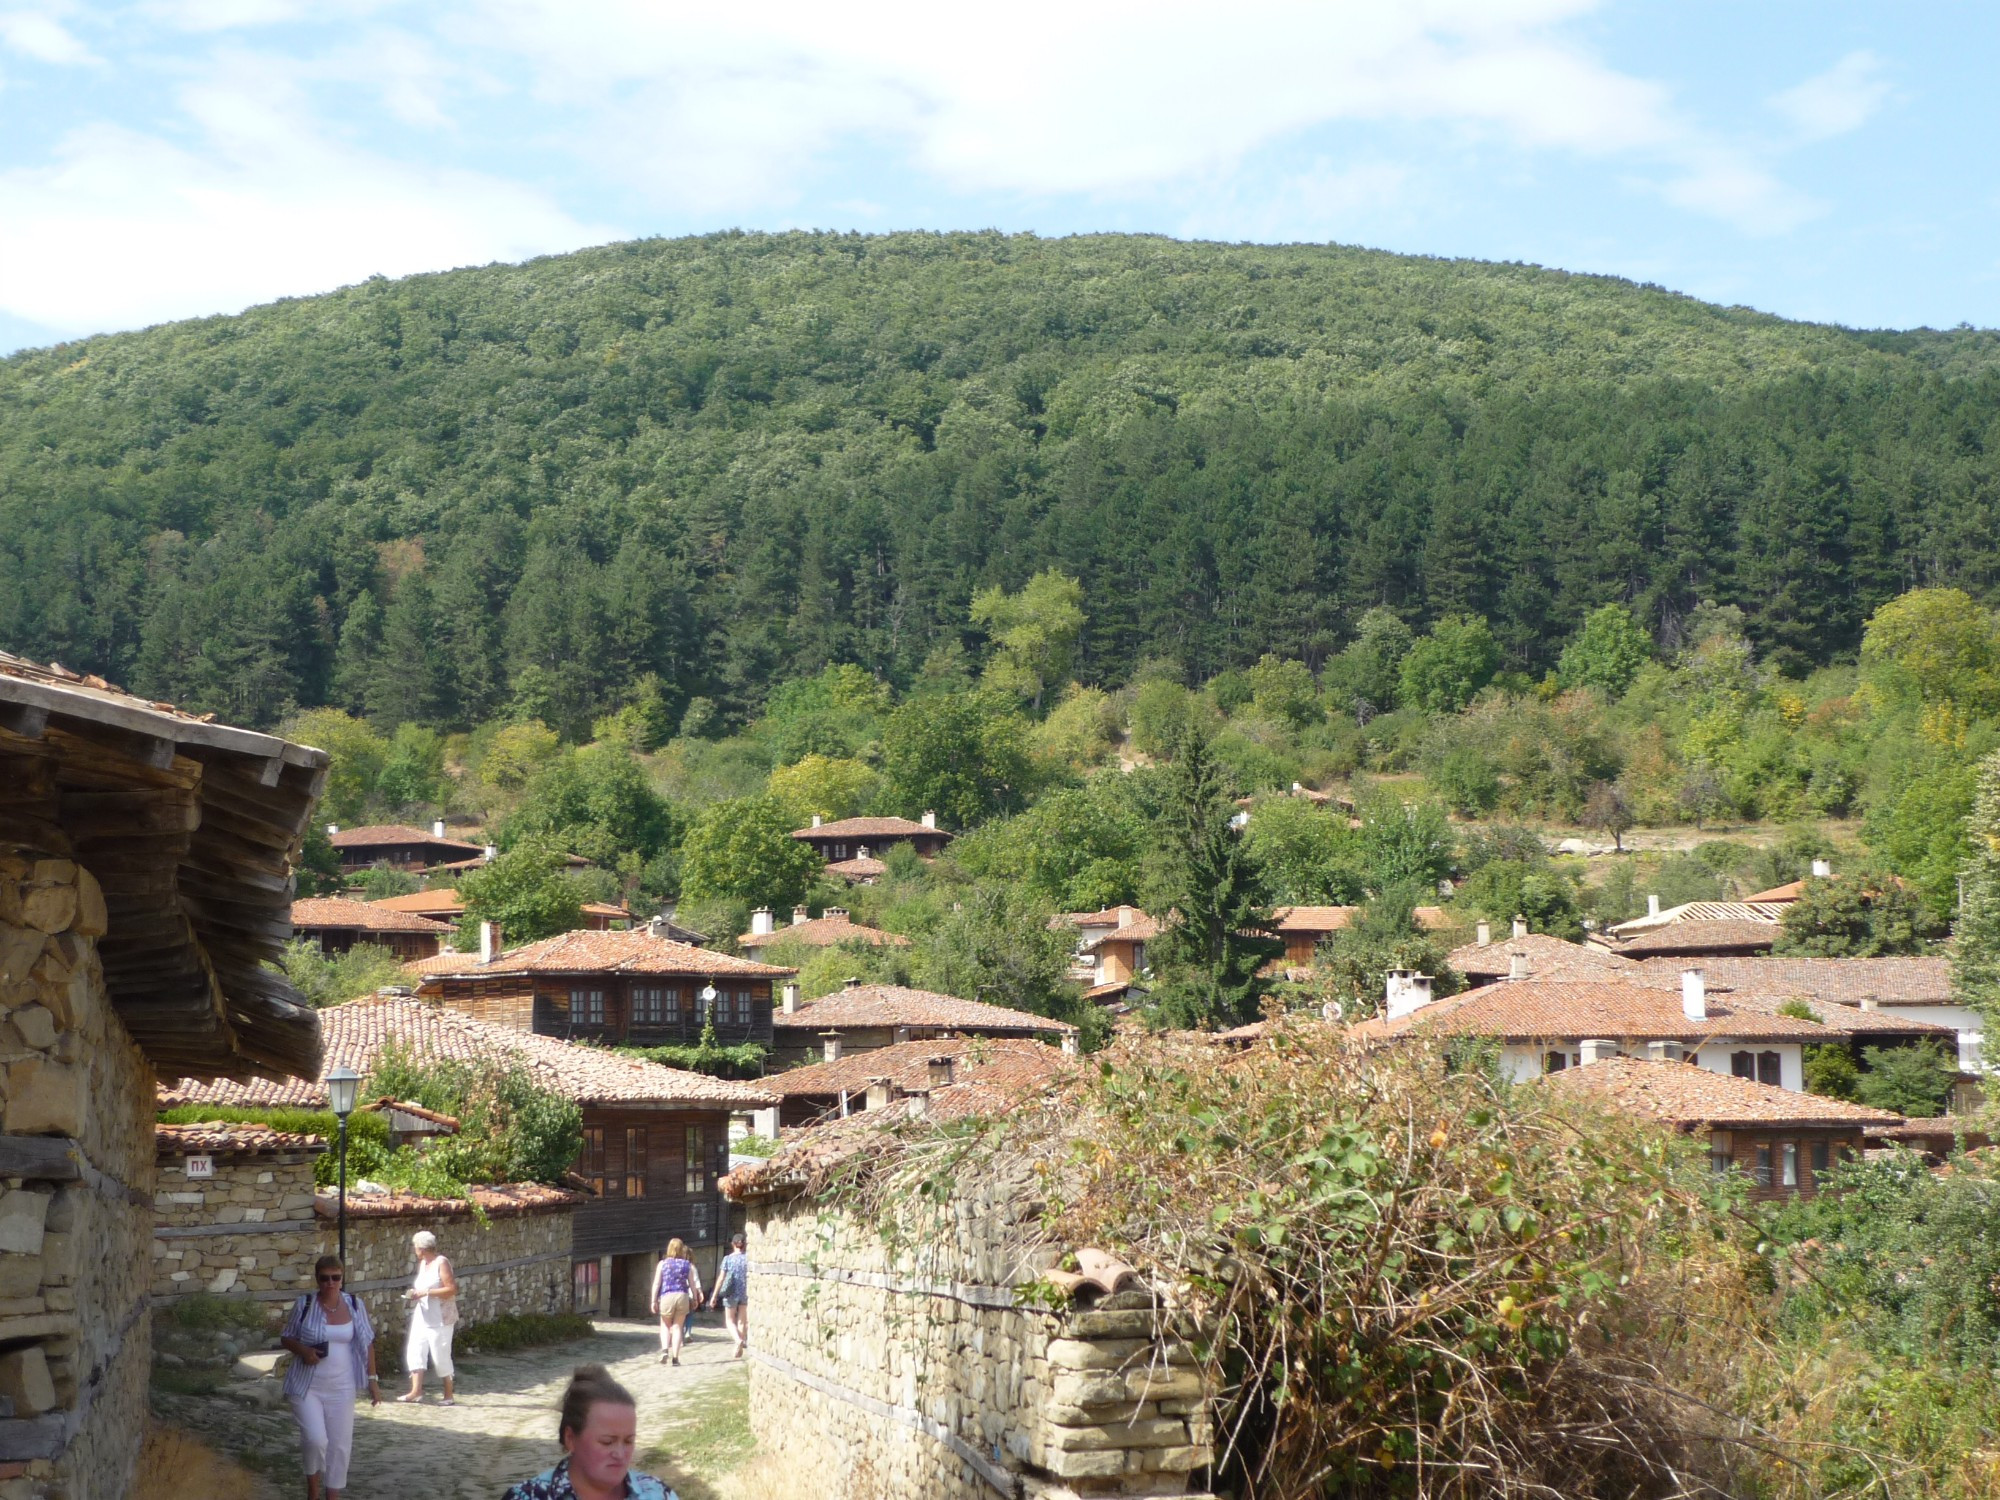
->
[279, 1254, 381, 1500]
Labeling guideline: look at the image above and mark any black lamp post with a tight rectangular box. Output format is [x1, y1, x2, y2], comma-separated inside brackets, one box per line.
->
[326, 1066, 361, 1264]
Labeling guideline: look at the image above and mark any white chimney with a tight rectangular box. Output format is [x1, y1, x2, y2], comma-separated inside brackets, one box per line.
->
[921, 810, 937, 829]
[857, 844, 871, 860]
[483, 844, 497, 863]
[432, 819, 446, 838]
[1291, 781, 1305, 793]
[1646, 1040, 1675, 1063]
[1681, 968, 1706, 1022]
[821, 1032, 843, 1063]
[1408, 974, 1433, 1008]
[1508, 951, 1530, 981]
[1579, 1038, 1618, 1065]
[811, 813, 822, 829]
[782, 983, 800, 1015]
[827, 907, 848, 920]
[1062, 1032, 1079, 1057]
[792, 905, 811, 927]
[1385, 969, 1436, 1021]
[479, 921, 501, 964]
[1859, 997, 1878, 1012]
[1476, 921, 1492, 948]
[326, 823, 339, 837]
[1511, 915, 1528, 940]
[864, 1077, 893, 1112]
[1647, 894, 1661, 918]
[751, 907, 774, 937]
[927, 1055, 955, 1089]
[1811, 859, 1832, 879]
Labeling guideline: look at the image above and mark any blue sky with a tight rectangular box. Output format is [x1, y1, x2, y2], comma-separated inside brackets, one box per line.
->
[0, 1, 1994, 353]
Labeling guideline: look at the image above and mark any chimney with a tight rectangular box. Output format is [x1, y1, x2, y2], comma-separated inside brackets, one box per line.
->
[927, 1055, 955, 1089]
[1647, 893, 1661, 919]
[326, 823, 339, 837]
[811, 813, 823, 829]
[1407, 974, 1433, 1009]
[1385, 969, 1436, 1021]
[751, 907, 774, 937]
[864, 1077, 893, 1112]
[1476, 921, 1492, 948]
[1579, 1038, 1618, 1065]
[432, 819, 446, 838]
[1511, 915, 1528, 940]
[857, 844, 871, 860]
[921, 810, 937, 829]
[479, 920, 501, 963]
[1292, 781, 1305, 793]
[844, 976, 862, 990]
[1061, 1032, 1079, 1057]
[827, 907, 848, 920]
[1859, 997, 1878, 1012]
[821, 1032, 843, 1063]
[1811, 858, 1832, 879]
[792, 905, 810, 927]
[483, 844, 497, 863]
[782, 983, 800, 1015]
[1646, 1040, 1675, 1063]
[1681, 968, 1706, 1022]
[1508, 950, 1530, 981]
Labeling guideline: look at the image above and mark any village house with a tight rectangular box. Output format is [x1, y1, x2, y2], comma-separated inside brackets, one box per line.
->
[1448, 919, 1643, 987]
[1591, 898, 1786, 959]
[791, 813, 952, 869]
[770, 980, 1078, 1068]
[0, 651, 326, 1499]
[417, 922, 794, 1049]
[161, 994, 778, 1318]
[370, 886, 635, 933]
[736, 905, 912, 957]
[290, 894, 454, 960]
[325, 820, 487, 874]
[1539, 1055, 1901, 1200]
[762, 1036, 1074, 1129]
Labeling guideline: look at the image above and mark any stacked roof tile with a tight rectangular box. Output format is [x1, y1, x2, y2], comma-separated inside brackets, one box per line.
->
[738, 912, 912, 950]
[772, 984, 1076, 1035]
[1636, 955, 1952, 1006]
[1349, 979, 1831, 1044]
[768, 1036, 1072, 1100]
[458, 928, 793, 977]
[792, 816, 950, 841]
[292, 896, 456, 935]
[155, 1123, 324, 1155]
[328, 824, 486, 857]
[1538, 1058, 1902, 1129]
[1450, 932, 1641, 982]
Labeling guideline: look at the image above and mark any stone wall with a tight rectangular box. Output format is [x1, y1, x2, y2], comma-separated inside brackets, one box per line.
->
[739, 1163, 1215, 1500]
[0, 851, 157, 1500]
[152, 1143, 321, 1302]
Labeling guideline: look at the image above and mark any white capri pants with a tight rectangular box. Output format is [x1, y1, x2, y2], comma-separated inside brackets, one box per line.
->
[290, 1385, 356, 1489]
[406, 1319, 454, 1377]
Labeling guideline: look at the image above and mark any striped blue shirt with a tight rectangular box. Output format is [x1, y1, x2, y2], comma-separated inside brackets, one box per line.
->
[279, 1291, 375, 1401]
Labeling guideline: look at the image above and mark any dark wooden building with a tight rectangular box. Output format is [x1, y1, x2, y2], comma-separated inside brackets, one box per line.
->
[292, 895, 453, 959]
[327, 821, 487, 874]
[790, 813, 952, 865]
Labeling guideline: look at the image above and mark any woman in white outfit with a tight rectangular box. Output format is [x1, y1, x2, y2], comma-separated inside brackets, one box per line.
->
[398, 1230, 459, 1405]
[279, 1254, 381, 1500]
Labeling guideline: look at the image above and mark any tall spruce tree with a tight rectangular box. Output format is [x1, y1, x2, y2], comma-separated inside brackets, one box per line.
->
[1952, 749, 2000, 1026]
[1144, 724, 1281, 1030]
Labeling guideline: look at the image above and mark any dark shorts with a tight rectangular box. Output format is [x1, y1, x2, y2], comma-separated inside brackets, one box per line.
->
[721, 1292, 747, 1308]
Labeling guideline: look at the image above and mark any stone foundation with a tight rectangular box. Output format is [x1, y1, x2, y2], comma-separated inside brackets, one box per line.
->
[152, 1136, 322, 1302]
[739, 1164, 1214, 1500]
[0, 851, 157, 1500]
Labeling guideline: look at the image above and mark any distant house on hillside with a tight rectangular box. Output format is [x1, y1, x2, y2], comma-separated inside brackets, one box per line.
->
[770, 980, 1076, 1068]
[327, 820, 487, 874]
[291, 895, 453, 960]
[763, 1035, 1073, 1129]
[1591, 899, 1786, 959]
[790, 813, 952, 867]
[1449, 921, 1642, 987]
[737, 906, 912, 957]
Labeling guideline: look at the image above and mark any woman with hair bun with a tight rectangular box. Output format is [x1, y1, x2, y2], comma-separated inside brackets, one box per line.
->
[501, 1364, 678, 1500]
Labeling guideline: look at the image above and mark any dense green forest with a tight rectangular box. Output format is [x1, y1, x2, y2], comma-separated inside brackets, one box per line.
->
[5, 230, 2000, 733]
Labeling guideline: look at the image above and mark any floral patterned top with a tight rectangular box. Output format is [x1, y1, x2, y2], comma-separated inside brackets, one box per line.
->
[501, 1457, 675, 1500]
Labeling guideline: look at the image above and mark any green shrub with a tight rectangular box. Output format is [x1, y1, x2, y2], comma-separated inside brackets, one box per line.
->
[453, 1312, 597, 1355]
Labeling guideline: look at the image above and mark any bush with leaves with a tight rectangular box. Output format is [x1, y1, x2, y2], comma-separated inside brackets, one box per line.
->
[1772, 868, 1934, 957]
[278, 939, 409, 1009]
[365, 1039, 584, 1189]
[457, 840, 583, 948]
[1309, 886, 1464, 1016]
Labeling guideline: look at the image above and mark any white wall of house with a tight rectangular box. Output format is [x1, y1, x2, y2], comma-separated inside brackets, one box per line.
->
[1864, 1004, 1985, 1072]
[1503, 1041, 1804, 1090]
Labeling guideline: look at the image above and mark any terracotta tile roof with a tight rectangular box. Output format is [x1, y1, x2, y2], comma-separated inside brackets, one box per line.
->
[156, 1123, 325, 1156]
[1083, 913, 1162, 948]
[1744, 880, 1805, 903]
[159, 996, 778, 1110]
[1349, 979, 1832, 1045]
[458, 928, 794, 978]
[403, 950, 479, 977]
[1697, 990, 1955, 1038]
[738, 913, 912, 950]
[365, 1097, 461, 1131]
[824, 855, 888, 881]
[1084, 980, 1138, 1003]
[328, 824, 486, 855]
[581, 902, 634, 919]
[1537, 1058, 1902, 1129]
[1270, 905, 1361, 934]
[767, 1036, 1072, 1101]
[1636, 956, 1953, 1007]
[1451, 933, 1642, 981]
[369, 890, 466, 918]
[772, 984, 1076, 1035]
[317, 1181, 585, 1219]
[292, 897, 456, 935]
[1050, 906, 1147, 932]
[1413, 906, 1453, 932]
[1597, 919, 1782, 958]
[792, 816, 951, 840]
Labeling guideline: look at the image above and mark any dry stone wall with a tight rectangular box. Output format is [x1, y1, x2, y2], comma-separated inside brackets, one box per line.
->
[740, 1165, 1214, 1500]
[152, 1146, 321, 1302]
[340, 1200, 575, 1351]
[0, 850, 157, 1500]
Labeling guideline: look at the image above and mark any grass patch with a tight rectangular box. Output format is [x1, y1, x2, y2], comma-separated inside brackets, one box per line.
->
[641, 1363, 754, 1500]
[148, 1365, 230, 1397]
[454, 1311, 598, 1355]
[159, 1292, 272, 1335]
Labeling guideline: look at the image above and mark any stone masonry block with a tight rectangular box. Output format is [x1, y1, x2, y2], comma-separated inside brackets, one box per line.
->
[0, 1347, 55, 1416]
[4, 1059, 82, 1136]
[0, 1193, 50, 1256]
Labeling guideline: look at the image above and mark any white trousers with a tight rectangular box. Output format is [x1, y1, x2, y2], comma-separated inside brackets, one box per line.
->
[406, 1319, 455, 1377]
[290, 1380, 356, 1489]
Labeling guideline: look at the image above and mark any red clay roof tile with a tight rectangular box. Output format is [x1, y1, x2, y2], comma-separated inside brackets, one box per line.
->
[772, 984, 1075, 1034]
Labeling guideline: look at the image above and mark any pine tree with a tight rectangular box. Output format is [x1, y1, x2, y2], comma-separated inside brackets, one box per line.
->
[1144, 724, 1281, 1029]
[331, 590, 382, 712]
[1952, 750, 2000, 1028]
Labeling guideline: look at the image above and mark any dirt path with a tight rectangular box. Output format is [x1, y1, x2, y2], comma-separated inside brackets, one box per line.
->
[155, 1318, 742, 1500]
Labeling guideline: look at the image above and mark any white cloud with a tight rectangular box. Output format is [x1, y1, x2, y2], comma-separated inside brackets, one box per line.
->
[0, 4, 93, 64]
[1771, 51, 1890, 142]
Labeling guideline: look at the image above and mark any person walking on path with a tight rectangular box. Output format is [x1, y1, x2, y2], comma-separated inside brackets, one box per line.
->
[278, 1254, 381, 1500]
[501, 1363, 679, 1500]
[398, 1229, 459, 1405]
[708, 1233, 749, 1359]
[649, 1239, 703, 1366]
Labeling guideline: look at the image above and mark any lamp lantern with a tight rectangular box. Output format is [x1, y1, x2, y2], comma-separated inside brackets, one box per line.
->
[325, 1066, 362, 1263]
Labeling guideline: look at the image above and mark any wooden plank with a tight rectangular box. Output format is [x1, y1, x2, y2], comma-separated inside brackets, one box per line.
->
[0, 1136, 82, 1180]
[0, 1414, 67, 1463]
[0, 703, 48, 740]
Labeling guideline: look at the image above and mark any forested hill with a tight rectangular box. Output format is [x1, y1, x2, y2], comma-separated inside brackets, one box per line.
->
[3, 229, 2000, 734]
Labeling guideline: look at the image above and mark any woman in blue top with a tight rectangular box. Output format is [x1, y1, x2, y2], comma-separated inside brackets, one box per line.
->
[278, 1254, 381, 1500]
[503, 1364, 678, 1500]
[708, 1232, 749, 1358]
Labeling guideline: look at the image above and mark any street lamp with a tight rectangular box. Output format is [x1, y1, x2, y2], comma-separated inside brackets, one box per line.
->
[326, 1066, 362, 1264]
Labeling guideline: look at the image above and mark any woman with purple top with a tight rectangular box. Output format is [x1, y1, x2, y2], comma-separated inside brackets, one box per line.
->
[278, 1254, 381, 1500]
[648, 1237, 703, 1366]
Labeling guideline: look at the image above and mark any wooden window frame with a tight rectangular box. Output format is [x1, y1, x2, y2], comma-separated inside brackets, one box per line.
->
[1757, 1051, 1782, 1087]
[1780, 1141, 1799, 1188]
[573, 1258, 601, 1312]
[625, 1126, 648, 1199]
[571, 987, 607, 1028]
[580, 1127, 606, 1196]
[684, 1123, 707, 1196]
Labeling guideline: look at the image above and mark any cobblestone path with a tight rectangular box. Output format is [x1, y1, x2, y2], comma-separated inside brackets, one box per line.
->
[154, 1318, 742, 1500]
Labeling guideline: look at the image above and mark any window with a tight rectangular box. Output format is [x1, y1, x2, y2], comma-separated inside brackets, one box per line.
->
[732, 989, 753, 1026]
[685, 1124, 707, 1195]
[573, 1259, 601, 1312]
[1709, 1130, 1734, 1175]
[579, 1127, 606, 1196]
[1780, 1142, 1798, 1188]
[833, 843, 848, 860]
[1757, 1051, 1782, 1087]
[1542, 1051, 1568, 1074]
[632, 987, 681, 1027]
[1753, 1144, 1773, 1187]
[1730, 1051, 1756, 1080]
[571, 988, 606, 1027]
[1810, 1140, 1830, 1179]
[625, 1127, 648, 1198]
[689, 1201, 714, 1243]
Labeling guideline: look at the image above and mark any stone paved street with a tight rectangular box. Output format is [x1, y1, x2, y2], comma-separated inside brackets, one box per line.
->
[153, 1318, 744, 1500]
